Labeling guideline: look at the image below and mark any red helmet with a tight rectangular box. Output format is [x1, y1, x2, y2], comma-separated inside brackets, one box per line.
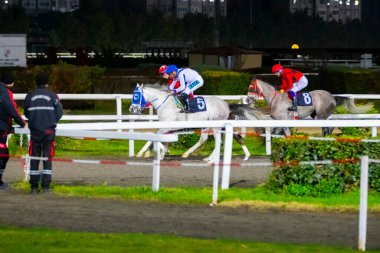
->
[272, 64, 283, 73]
[158, 65, 167, 75]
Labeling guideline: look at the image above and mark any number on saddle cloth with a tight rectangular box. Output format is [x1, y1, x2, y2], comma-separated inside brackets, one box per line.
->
[174, 95, 207, 113]
[296, 92, 313, 106]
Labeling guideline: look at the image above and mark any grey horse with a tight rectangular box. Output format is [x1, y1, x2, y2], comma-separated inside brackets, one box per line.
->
[247, 78, 373, 136]
[129, 84, 270, 161]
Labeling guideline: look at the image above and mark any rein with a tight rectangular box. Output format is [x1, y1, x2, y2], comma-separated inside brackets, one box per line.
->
[149, 94, 171, 110]
[249, 80, 280, 109]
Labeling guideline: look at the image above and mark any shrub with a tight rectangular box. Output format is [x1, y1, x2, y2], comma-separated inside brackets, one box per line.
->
[266, 138, 380, 196]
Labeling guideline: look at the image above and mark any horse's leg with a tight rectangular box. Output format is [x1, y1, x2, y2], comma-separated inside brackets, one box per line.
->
[204, 128, 222, 163]
[156, 129, 171, 160]
[322, 127, 334, 136]
[233, 133, 250, 161]
[137, 141, 152, 157]
[284, 127, 291, 137]
[182, 129, 209, 158]
[159, 142, 167, 160]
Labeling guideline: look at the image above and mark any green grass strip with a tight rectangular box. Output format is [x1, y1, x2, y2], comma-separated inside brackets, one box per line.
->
[13, 182, 380, 213]
[0, 226, 376, 253]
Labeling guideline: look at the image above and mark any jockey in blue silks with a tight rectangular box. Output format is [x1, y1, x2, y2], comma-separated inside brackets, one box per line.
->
[165, 64, 204, 113]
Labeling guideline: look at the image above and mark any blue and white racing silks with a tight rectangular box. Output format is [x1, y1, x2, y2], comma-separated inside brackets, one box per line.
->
[173, 68, 204, 95]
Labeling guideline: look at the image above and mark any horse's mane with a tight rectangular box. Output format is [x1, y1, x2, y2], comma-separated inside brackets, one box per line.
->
[142, 83, 168, 92]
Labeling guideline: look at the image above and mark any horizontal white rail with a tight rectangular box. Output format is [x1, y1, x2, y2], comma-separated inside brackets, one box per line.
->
[60, 115, 158, 121]
[13, 93, 380, 101]
[14, 128, 178, 142]
[55, 119, 380, 131]
[13, 94, 133, 100]
[329, 114, 380, 119]
[56, 113, 380, 121]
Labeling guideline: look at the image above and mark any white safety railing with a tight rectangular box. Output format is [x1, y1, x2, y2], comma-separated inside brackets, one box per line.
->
[14, 93, 380, 119]
[14, 127, 178, 192]
[13, 93, 380, 156]
[53, 119, 380, 189]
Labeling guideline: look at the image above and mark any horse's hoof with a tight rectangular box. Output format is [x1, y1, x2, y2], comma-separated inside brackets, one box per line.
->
[243, 156, 250, 161]
[136, 153, 143, 158]
[206, 159, 214, 164]
[144, 152, 151, 158]
[182, 153, 189, 158]
[203, 157, 210, 162]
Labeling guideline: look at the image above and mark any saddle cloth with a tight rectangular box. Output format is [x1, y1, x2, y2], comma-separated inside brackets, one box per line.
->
[296, 92, 313, 106]
[176, 96, 207, 113]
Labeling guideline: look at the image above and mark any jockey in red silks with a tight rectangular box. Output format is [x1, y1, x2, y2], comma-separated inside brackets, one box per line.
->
[272, 64, 308, 111]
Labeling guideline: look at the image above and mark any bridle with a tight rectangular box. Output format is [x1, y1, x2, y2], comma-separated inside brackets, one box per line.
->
[248, 79, 281, 110]
[130, 86, 170, 114]
[247, 79, 264, 100]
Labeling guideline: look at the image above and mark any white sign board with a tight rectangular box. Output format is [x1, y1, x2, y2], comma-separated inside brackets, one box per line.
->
[0, 34, 27, 67]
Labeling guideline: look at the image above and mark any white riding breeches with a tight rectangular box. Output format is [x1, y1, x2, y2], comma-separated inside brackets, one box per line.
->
[183, 75, 204, 95]
[290, 76, 308, 93]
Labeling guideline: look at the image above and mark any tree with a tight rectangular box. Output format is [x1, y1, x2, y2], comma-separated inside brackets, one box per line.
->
[0, 5, 28, 33]
[214, 0, 220, 47]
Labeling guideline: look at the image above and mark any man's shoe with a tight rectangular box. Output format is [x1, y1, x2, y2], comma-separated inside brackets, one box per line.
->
[42, 188, 52, 194]
[30, 188, 38, 195]
[0, 182, 9, 191]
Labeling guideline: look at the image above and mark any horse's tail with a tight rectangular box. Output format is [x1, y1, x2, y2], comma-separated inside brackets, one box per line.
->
[228, 104, 271, 120]
[334, 96, 373, 114]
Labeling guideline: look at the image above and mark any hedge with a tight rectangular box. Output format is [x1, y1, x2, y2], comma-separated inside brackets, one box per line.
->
[267, 137, 380, 196]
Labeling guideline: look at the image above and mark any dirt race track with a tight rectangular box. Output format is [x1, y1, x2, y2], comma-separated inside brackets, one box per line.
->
[1, 157, 380, 250]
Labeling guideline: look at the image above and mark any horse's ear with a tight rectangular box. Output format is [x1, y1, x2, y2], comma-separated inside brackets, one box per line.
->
[140, 84, 144, 89]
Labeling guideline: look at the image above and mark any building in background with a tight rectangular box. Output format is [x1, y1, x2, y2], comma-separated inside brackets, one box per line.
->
[290, 0, 361, 23]
[147, 0, 227, 18]
[1, 0, 79, 14]
[189, 47, 262, 70]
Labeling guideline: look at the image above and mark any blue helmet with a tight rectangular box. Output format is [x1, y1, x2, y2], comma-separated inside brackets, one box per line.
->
[165, 64, 178, 74]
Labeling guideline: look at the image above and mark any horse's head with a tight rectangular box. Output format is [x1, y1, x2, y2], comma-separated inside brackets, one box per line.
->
[246, 79, 264, 104]
[129, 84, 150, 115]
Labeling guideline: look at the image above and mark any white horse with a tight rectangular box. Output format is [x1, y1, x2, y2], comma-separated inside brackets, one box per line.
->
[129, 84, 269, 161]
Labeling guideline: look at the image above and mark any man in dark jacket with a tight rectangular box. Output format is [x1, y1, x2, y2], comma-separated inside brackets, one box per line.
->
[24, 73, 63, 194]
[0, 73, 27, 190]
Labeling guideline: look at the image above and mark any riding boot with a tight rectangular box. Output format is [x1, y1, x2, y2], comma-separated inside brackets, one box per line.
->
[288, 97, 297, 111]
[180, 93, 191, 113]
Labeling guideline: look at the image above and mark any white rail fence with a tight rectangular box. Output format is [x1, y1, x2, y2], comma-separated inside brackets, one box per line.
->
[14, 127, 178, 192]
[13, 93, 380, 157]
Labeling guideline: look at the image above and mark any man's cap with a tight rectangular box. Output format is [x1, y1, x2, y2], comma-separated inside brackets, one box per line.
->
[0, 73, 15, 85]
[36, 72, 49, 86]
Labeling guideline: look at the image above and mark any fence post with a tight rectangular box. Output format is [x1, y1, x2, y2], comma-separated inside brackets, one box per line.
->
[221, 124, 233, 190]
[359, 155, 369, 251]
[152, 141, 161, 192]
[129, 120, 135, 157]
[116, 96, 122, 132]
[371, 127, 377, 138]
[211, 130, 222, 206]
[265, 127, 271, 155]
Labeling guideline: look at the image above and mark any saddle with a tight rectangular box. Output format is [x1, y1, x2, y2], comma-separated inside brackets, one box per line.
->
[175, 95, 207, 113]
